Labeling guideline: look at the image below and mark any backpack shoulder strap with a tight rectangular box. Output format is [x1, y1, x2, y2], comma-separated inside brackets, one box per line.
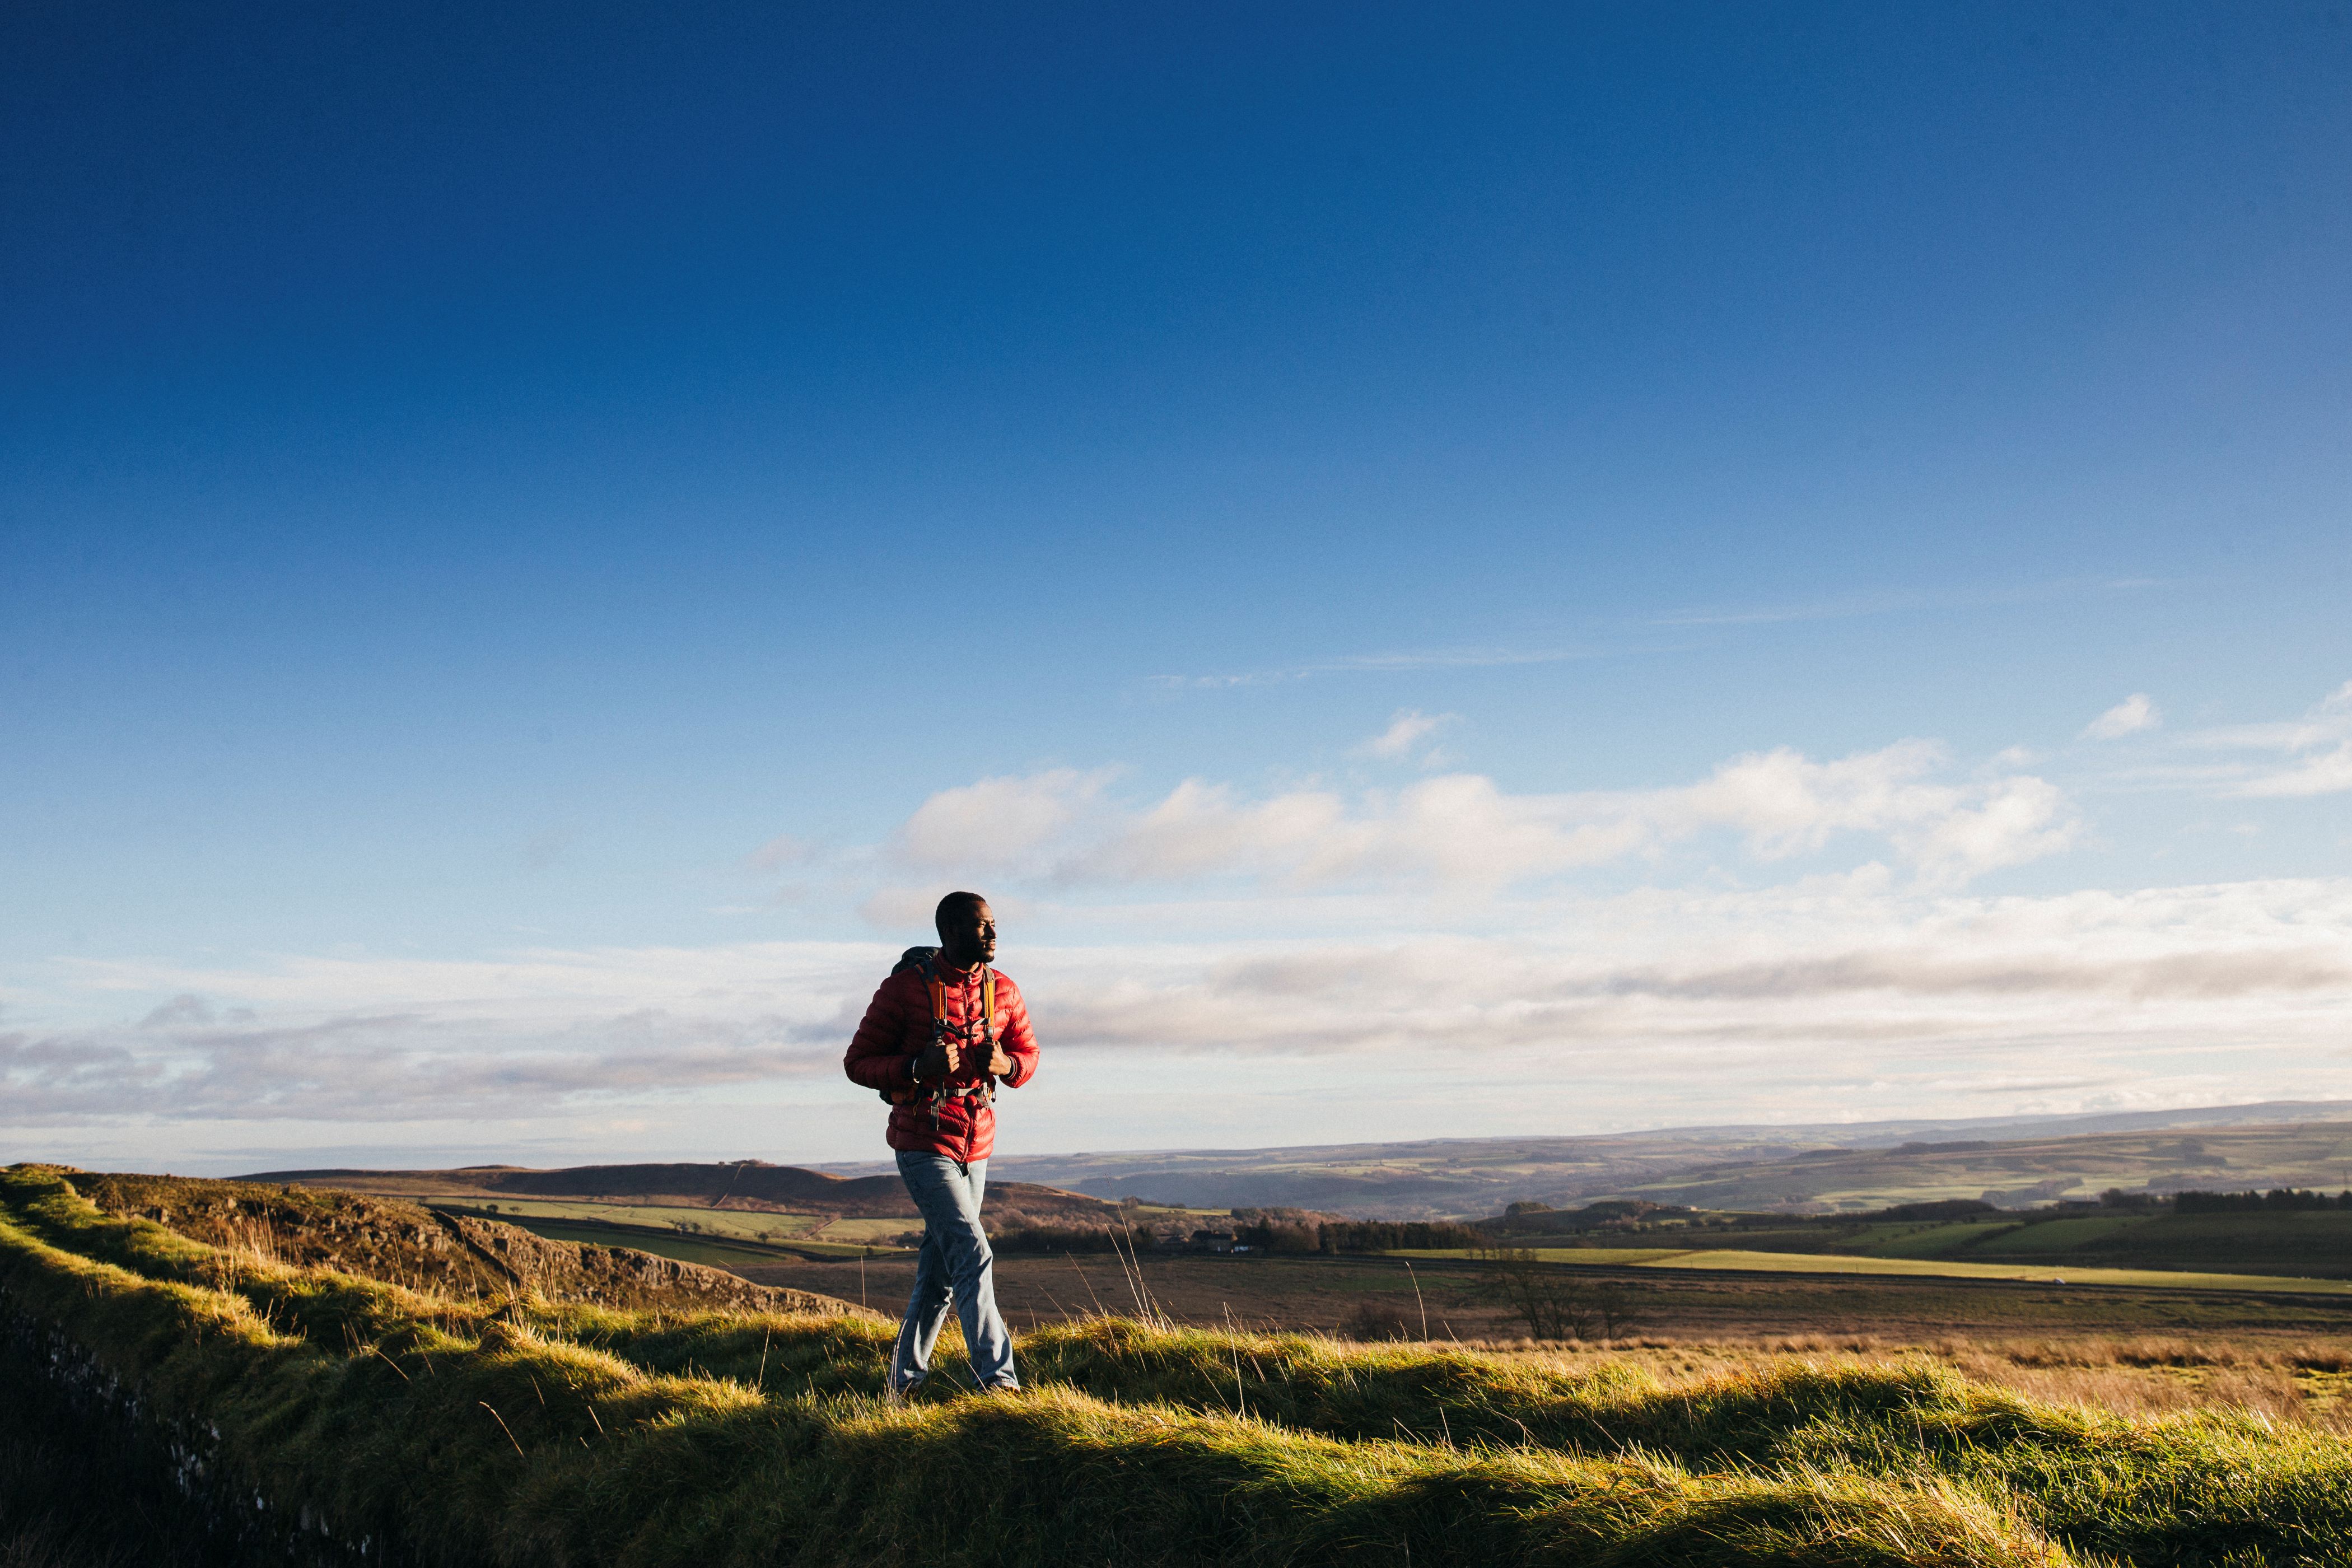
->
[923, 955, 948, 1028]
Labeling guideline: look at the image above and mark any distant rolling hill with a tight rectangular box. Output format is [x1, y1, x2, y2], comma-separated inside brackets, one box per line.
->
[1601, 1121, 2352, 1214]
[969, 1102, 2352, 1217]
[245, 1159, 1122, 1226]
[244, 1102, 2352, 1227]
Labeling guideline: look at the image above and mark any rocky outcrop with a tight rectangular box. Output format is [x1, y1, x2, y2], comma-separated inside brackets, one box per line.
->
[434, 1211, 865, 1315]
[81, 1173, 875, 1318]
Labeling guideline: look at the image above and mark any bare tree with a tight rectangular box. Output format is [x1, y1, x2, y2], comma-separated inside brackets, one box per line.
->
[1474, 1249, 1645, 1340]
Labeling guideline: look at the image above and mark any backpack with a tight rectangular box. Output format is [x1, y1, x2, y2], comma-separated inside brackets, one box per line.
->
[879, 946, 998, 1122]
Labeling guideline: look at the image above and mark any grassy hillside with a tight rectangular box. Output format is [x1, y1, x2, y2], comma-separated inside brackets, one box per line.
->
[11, 1163, 2352, 1565]
[1836, 1209, 2352, 1278]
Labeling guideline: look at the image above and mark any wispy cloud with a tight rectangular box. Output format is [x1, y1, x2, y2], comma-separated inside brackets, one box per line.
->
[1650, 591, 1926, 628]
[1654, 577, 2162, 631]
[1156, 581, 2164, 689]
[2174, 680, 2352, 797]
[1149, 645, 1606, 689]
[1354, 709, 1457, 761]
[2234, 744, 2352, 799]
[2083, 693, 2162, 740]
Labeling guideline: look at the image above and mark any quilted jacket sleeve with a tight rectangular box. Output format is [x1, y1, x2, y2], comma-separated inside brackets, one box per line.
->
[844, 974, 920, 1095]
[993, 974, 1039, 1089]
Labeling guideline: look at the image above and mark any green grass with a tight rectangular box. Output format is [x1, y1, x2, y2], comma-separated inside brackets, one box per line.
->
[1861, 1221, 2031, 1258]
[10, 1162, 2352, 1566]
[441, 1198, 925, 1248]
[436, 1207, 901, 1264]
[813, 1216, 919, 1243]
[1972, 1217, 2150, 1255]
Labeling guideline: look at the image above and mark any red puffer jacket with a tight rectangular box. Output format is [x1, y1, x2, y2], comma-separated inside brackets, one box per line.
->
[842, 962, 1039, 1163]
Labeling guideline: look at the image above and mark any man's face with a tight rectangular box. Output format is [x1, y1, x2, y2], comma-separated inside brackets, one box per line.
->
[940, 900, 997, 967]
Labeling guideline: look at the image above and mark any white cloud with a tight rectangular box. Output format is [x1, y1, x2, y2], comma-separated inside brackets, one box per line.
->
[1152, 645, 1598, 689]
[889, 741, 2075, 893]
[893, 767, 1117, 870]
[2184, 681, 2352, 797]
[2083, 693, 2161, 740]
[1356, 709, 1455, 760]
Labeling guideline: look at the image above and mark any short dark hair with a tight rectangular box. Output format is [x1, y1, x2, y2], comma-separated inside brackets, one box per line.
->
[935, 890, 987, 934]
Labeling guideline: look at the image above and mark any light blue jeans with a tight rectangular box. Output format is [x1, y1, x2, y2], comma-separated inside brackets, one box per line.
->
[889, 1150, 1019, 1392]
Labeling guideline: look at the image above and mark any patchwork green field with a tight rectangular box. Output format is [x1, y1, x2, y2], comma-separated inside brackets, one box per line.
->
[1401, 1245, 2352, 1295]
[1502, 1206, 2352, 1279]
[11, 1163, 2352, 1566]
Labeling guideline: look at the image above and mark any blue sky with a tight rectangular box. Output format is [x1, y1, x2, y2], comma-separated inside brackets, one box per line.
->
[4, 2, 2349, 1173]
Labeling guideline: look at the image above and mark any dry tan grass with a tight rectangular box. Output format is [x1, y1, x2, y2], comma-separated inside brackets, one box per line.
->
[1431, 1331, 2352, 1431]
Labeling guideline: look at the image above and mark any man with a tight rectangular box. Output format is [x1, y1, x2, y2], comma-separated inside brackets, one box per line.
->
[842, 890, 1039, 1397]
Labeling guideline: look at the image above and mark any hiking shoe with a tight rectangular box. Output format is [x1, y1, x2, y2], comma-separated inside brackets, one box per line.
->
[883, 1379, 921, 1407]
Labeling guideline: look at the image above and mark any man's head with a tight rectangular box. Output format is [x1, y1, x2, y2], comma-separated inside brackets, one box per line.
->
[935, 891, 996, 968]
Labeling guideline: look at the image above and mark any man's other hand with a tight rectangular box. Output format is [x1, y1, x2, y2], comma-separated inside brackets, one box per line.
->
[986, 1045, 1012, 1076]
[917, 1043, 959, 1079]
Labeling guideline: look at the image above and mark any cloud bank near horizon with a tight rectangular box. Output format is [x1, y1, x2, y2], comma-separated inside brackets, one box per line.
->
[11, 873, 2350, 1156]
[9, 689, 2350, 1167]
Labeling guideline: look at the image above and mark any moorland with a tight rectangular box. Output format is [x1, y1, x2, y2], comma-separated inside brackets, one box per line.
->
[10, 1160, 2352, 1567]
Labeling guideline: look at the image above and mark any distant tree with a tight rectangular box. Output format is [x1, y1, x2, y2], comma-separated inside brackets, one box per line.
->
[1230, 1207, 1332, 1225]
[1233, 1219, 1319, 1252]
[1318, 1221, 1489, 1253]
[990, 1224, 1123, 1253]
[1474, 1249, 1645, 1340]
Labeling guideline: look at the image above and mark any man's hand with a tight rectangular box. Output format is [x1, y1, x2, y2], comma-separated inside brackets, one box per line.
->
[916, 1043, 960, 1080]
[986, 1045, 1012, 1077]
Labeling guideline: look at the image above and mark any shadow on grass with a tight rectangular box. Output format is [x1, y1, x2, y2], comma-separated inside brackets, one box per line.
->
[0, 1343, 226, 1568]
